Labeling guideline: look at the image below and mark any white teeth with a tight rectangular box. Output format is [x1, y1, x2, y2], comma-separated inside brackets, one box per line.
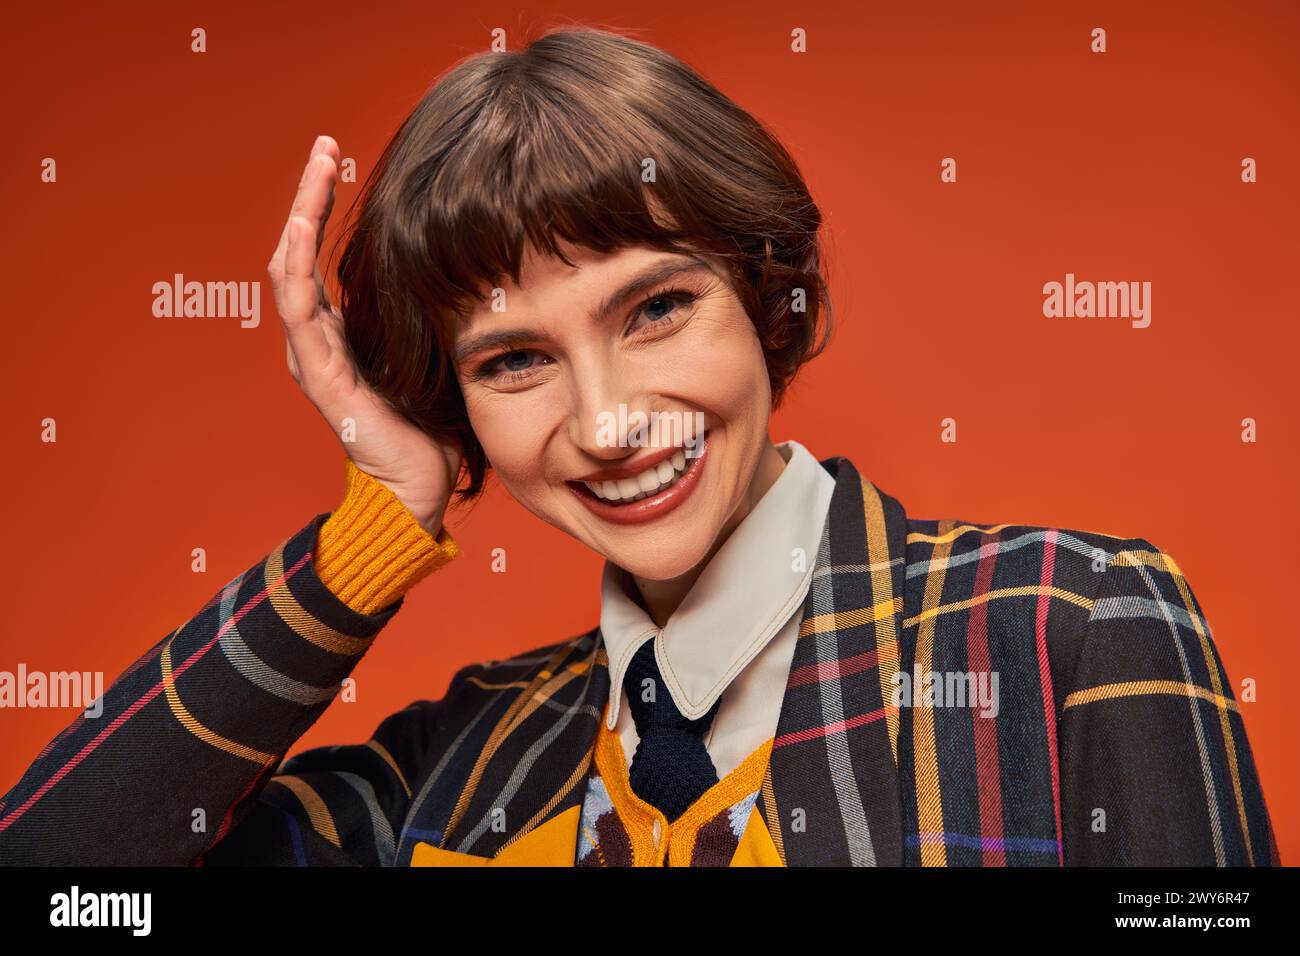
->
[582, 447, 695, 504]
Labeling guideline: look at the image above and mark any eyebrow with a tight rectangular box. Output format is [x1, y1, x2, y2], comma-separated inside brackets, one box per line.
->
[453, 254, 716, 366]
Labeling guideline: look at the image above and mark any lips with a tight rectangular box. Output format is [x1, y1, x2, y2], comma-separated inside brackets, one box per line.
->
[580, 447, 693, 503]
[572, 441, 683, 483]
[566, 431, 710, 526]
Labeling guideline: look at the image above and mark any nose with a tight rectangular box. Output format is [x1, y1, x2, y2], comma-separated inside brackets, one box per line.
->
[566, 361, 658, 462]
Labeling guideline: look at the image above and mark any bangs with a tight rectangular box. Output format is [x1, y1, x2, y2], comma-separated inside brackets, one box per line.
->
[363, 30, 784, 329]
[416, 82, 703, 316]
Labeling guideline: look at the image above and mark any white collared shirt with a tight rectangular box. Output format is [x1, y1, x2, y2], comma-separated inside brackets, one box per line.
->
[597, 438, 836, 779]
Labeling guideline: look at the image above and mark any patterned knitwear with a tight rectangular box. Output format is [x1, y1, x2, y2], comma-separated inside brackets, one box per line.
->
[314, 456, 459, 614]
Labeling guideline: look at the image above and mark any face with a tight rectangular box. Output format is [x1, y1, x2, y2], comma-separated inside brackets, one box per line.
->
[453, 239, 777, 582]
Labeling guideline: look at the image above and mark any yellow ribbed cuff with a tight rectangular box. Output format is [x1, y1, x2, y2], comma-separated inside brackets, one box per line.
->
[314, 457, 460, 615]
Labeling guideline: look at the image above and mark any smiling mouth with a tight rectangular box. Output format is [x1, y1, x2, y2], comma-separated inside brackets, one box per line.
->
[565, 431, 710, 524]
[577, 446, 696, 503]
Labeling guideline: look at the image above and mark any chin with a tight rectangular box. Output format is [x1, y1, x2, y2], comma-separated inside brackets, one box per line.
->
[608, 546, 710, 583]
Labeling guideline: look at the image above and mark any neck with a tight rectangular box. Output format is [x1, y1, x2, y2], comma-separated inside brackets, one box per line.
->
[630, 437, 789, 628]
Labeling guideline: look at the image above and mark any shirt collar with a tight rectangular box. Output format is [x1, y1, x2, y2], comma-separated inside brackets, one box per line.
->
[597, 438, 836, 730]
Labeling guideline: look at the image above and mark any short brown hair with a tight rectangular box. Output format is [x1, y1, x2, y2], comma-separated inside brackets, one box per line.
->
[331, 26, 832, 503]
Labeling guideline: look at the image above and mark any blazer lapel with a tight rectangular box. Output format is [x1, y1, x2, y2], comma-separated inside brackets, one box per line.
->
[759, 455, 910, 866]
[436, 628, 609, 861]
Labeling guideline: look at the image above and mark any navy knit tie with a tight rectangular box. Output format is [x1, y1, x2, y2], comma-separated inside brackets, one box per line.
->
[622, 637, 722, 822]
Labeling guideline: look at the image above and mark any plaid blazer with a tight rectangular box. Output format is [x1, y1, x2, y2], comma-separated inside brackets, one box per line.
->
[0, 454, 1279, 866]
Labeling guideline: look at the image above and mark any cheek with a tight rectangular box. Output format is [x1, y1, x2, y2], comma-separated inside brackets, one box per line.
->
[464, 393, 556, 492]
[662, 312, 769, 413]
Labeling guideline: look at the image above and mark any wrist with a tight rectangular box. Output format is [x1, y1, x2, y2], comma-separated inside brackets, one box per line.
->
[315, 458, 460, 615]
[372, 478, 445, 538]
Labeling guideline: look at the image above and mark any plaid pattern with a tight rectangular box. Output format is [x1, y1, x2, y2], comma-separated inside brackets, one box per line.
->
[0, 456, 1279, 866]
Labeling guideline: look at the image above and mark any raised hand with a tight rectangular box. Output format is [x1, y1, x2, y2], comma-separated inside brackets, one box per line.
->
[266, 135, 462, 536]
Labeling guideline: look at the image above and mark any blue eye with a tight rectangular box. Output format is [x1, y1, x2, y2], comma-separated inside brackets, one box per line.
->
[470, 287, 699, 387]
[635, 290, 695, 326]
[501, 350, 533, 371]
[476, 349, 547, 382]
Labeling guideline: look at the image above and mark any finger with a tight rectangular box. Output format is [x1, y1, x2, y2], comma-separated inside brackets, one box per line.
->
[316, 175, 336, 259]
[312, 139, 340, 258]
[267, 138, 325, 281]
[269, 166, 341, 337]
[296, 137, 340, 252]
[267, 137, 341, 290]
[289, 149, 340, 261]
[270, 153, 330, 282]
[280, 216, 333, 381]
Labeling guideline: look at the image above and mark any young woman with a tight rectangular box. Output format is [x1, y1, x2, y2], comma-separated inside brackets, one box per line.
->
[0, 27, 1278, 867]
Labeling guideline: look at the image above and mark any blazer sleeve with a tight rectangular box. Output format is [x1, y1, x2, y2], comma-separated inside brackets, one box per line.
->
[0, 508, 460, 866]
[1057, 537, 1280, 865]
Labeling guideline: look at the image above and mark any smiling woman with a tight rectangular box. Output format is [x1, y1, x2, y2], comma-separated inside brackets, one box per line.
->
[0, 26, 1279, 870]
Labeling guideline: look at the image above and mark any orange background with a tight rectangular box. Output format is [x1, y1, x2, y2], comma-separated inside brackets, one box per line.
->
[1, 1, 1295, 862]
